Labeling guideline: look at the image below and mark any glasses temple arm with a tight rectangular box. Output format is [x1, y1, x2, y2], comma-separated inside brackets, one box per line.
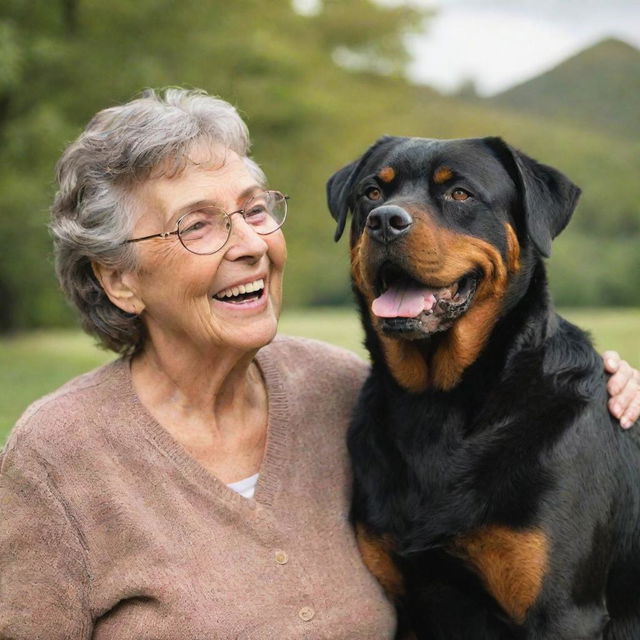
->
[124, 230, 180, 244]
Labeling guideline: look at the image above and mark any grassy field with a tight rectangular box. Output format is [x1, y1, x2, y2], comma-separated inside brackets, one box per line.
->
[1, 307, 638, 443]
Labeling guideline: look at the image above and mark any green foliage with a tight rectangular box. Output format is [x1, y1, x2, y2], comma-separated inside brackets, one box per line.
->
[0, 0, 426, 330]
[0, 3, 638, 333]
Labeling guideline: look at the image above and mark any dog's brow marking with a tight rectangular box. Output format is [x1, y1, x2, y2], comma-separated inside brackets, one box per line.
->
[451, 526, 548, 624]
[433, 166, 454, 184]
[378, 166, 396, 183]
[356, 524, 405, 599]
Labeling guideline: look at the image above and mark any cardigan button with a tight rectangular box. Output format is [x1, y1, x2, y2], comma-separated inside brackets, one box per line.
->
[275, 550, 288, 565]
[298, 606, 315, 621]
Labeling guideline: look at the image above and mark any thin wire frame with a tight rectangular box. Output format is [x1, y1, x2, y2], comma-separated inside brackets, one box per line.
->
[124, 190, 289, 255]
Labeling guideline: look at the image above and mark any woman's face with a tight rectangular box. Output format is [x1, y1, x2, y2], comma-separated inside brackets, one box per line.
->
[124, 145, 287, 356]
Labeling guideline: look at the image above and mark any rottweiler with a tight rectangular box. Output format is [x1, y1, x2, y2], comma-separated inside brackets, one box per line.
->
[327, 136, 640, 639]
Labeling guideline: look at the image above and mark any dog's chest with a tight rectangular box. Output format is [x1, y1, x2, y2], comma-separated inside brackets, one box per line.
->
[353, 386, 555, 546]
[364, 395, 553, 626]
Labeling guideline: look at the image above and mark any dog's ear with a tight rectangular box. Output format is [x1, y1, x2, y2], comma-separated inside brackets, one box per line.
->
[485, 137, 581, 257]
[326, 159, 360, 243]
[327, 136, 401, 242]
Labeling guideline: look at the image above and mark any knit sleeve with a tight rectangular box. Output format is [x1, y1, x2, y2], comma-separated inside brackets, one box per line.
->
[0, 448, 92, 639]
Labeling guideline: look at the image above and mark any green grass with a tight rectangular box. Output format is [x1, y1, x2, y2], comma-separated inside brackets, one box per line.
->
[2, 307, 639, 443]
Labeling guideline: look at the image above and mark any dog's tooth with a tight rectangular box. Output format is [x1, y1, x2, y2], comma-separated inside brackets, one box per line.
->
[238, 284, 246, 294]
[245, 282, 254, 293]
[231, 287, 239, 296]
[257, 278, 264, 289]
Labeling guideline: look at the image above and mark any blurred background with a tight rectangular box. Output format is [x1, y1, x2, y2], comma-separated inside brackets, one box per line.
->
[1, 0, 639, 433]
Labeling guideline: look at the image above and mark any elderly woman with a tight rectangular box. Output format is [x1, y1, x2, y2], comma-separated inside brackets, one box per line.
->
[1, 89, 638, 639]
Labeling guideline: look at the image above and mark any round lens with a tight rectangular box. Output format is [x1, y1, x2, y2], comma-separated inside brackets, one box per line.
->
[178, 207, 230, 254]
[243, 191, 286, 235]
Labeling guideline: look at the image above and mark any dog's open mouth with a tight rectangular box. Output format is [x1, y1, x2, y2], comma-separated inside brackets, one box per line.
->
[371, 263, 479, 338]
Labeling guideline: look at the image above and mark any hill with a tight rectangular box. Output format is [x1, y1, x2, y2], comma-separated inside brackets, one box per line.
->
[489, 38, 640, 138]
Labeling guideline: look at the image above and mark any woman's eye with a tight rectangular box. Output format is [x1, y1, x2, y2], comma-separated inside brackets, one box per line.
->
[366, 187, 383, 201]
[246, 204, 267, 217]
[180, 215, 214, 236]
[244, 205, 269, 226]
[451, 188, 471, 201]
[184, 221, 206, 233]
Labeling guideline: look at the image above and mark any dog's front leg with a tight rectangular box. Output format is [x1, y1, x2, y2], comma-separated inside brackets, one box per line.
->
[355, 524, 422, 639]
[355, 523, 405, 599]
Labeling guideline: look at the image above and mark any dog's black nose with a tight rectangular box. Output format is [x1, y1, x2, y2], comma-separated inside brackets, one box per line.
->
[366, 206, 413, 243]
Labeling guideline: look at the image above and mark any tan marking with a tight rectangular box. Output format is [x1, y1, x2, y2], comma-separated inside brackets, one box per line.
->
[352, 234, 430, 392]
[379, 336, 429, 393]
[378, 166, 396, 183]
[451, 526, 548, 624]
[433, 166, 454, 184]
[350, 235, 369, 298]
[356, 524, 405, 599]
[401, 213, 512, 391]
[505, 223, 521, 274]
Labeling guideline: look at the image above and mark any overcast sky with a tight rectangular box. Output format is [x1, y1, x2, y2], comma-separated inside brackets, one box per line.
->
[405, 0, 640, 95]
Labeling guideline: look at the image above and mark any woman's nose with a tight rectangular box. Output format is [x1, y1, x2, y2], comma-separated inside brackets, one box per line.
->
[224, 213, 269, 261]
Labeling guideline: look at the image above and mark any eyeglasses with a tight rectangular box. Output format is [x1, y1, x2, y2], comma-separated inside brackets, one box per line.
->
[124, 190, 289, 255]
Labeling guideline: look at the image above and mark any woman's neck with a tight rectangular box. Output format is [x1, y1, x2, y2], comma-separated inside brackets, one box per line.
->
[129, 337, 270, 483]
[130, 337, 266, 441]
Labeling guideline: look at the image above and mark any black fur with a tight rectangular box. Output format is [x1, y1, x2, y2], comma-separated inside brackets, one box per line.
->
[327, 137, 640, 639]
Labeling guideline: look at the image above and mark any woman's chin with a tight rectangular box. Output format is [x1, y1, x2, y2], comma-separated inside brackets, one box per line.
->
[208, 301, 280, 352]
[224, 320, 279, 353]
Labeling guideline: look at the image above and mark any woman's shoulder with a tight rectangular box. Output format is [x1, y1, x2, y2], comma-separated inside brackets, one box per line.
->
[258, 335, 371, 410]
[3, 359, 126, 461]
[263, 334, 370, 378]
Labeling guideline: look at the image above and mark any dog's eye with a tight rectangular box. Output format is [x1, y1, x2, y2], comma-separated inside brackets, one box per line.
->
[451, 188, 471, 201]
[365, 187, 383, 201]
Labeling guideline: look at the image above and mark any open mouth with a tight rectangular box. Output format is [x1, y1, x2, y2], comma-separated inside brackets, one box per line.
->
[371, 263, 478, 338]
[213, 278, 265, 305]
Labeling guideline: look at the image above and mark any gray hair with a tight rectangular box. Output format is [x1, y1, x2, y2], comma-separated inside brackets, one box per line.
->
[50, 88, 265, 356]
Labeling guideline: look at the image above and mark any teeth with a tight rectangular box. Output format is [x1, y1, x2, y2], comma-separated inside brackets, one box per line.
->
[214, 278, 264, 300]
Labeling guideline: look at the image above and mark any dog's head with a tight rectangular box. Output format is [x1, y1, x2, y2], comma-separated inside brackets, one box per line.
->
[327, 136, 581, 392]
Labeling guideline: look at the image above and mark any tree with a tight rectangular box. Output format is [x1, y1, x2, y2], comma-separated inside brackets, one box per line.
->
[0, 0, 429, 331]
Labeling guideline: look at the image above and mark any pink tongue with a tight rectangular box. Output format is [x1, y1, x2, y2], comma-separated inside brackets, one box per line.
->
[372, 283, 437, 318]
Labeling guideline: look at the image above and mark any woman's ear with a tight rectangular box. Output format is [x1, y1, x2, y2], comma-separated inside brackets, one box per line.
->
[91, 262, 144, 316]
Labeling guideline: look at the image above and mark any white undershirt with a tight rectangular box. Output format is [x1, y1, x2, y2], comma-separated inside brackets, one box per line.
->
[226, 472, 260, 499]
